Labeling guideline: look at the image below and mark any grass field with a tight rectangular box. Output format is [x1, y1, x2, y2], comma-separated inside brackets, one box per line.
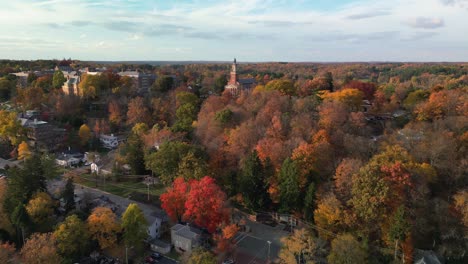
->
[75, 173, 166, 205]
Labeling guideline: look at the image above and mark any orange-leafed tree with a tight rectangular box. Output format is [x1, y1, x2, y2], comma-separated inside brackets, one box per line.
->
[215, 223, 240, 253]
[127, 97, 151, 126]
[87, 207, 121, 250]
[108, 99, 123, 126]
[183, 176, 229, 233]
[20, 232, 62, 264]
[0, 241, 17, 263]
[160, 177, 189, 222]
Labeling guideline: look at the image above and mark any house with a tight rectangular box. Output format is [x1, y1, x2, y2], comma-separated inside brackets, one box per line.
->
[19, 118, 66, 151]
[224, 58, 256, 96]
[99, 134, 119, 149]
[147, 211, 170, 240]
[56, 151, 83, 167]
[171, 224, 202, 253]
[414, 250, 442, 264]
[10, 72, 29, 88]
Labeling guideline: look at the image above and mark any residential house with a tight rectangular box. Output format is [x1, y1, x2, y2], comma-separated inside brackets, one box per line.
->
[62, 75, 80, 96]
[99, 134, 119, 149]
[19, 117, 66, 151]
[224, 58, 256, 96]
[55, 150, 83, 167]
[170, 224, 202, 253]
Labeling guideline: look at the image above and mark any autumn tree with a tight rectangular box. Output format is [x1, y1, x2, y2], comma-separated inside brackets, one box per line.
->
[0, 179, 14, 239]
[177, 152, 208, 181]
[334, 158, 362, 202]
[151, 75, 174, 93]
[279, 228, 325, 264]
[239, 150, 271, 210]
[214, 223, 239, 254]
[303, 182, 316, 221]
[17, 141, 31, 160]
[54, 214, 90, 259]
[0, 110, 25, 146]
[78, 124, 91, 146]
[108, 99, 123, 126]
[127, 97, 151, 126]
[320, 88, 363, 111]
[160, 177, 189, 222]
[25, 192, 55, 232]
[0, 241, 16, 264]
[344, 80, 376, 100]
[327, 234, 367, 264]
[87, 207, 121, 250]
[20, 233, 62, 264]
[314, 194, 344, 239]
[121, 203, 147, 251]
[453, 190, 468, 228]
[183, 176, 228, 233]
[265, 79, 296, 96]
[186, 248, 217, 264]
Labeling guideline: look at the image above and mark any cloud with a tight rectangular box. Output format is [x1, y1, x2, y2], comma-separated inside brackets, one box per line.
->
[346, 10, 391, 20]
[69, 20, 92, 27]
[248, 20, 312, 27]
[405, 17, 445, 29]
[184, 31, 221, 40]
[401, 31, 439, 41]
[144, 24, 193, 37]
[306, 31, 399, 43]
[102, 21, 141, 32]
[439, 0, 468, 6]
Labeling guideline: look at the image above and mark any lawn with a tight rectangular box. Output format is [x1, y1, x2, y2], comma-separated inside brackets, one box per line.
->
[75, 173, 166, 205]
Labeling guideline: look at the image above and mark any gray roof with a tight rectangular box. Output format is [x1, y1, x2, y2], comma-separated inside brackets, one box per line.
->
[171, 224, 201, 240]
[239, 78, 255, 84]
[414, 250, 442, 264]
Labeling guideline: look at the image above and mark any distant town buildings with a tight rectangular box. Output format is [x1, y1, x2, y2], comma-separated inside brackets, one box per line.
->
[118, 71, 157, 93]
[224, 58, 256, 96]
[19, 114, 66, 151]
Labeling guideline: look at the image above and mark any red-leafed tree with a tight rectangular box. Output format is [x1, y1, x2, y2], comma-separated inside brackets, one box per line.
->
[183, 176, 229, 233]
[160, 177, 189, 222]
[344, 80, 377, 100]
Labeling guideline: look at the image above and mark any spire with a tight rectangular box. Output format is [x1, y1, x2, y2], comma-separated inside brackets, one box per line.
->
[234, 58, 236, 64]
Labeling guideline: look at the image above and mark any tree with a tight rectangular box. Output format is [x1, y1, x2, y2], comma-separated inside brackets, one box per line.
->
[62, 177, 75, 213]
[184, 176, 228, 233]
[320, 88, 363, 111]
[87, 207, 121, 250]
[303, 182, 316, 221]
[0, 179, 14, 239]
[52, 70, 66, 89]
[17, 141, 31, 160]
[20, 232, 62, 264]
[334, 158, 362, 201]
[265, 79, 296, 96]
[0, 241, 16, 264]
[327, 234, 367, 264]
[186, 248, 216, 264]
[239, 150, 271, 210]
[151, 75, 174, 93]
[161, 177, 189, 222]
[453, 190, 468, 228]
[145, 141, 202, 185]
[54, 214, 90, 259]
[127, 97, 151, 126]
[0, 78, 14, 101]
[25, 192, 55, 232]
[177, 152, 208, 181]
[314, 194, 344, 239]
[108, 99, 123, 126]
[78, 124, 91, 146]
[121, 203, 147, 251]
[172, 91, 199, 133]
[324, 72, 334, 91]
[0, 110, 25, 146]
[10, 203, 29, 245]
[279, 228, 325, 264]
[387, 205, 410, 259]
[278, 158, 301, 213]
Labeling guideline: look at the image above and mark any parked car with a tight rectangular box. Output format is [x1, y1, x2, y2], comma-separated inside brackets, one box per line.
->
[145, 256, 156, 264]
[150, 252, 161, 259]
[222, 259, 235, 264]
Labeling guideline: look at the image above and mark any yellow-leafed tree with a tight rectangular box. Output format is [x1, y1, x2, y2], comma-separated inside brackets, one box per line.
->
[78, 124, 91, 146]
[18, 141, 32, 160]
[87, 207, 121, 250]
[26, 192, 55, 231]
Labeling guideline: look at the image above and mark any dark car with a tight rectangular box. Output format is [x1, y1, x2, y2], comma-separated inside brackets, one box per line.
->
[145, 256, 156, 264]
[150, 252, 162, 259]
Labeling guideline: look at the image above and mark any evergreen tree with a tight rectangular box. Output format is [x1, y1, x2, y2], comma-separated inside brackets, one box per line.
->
[239, 150, 270, 211]
[10, 203, 29, 246]
[278, 158, 301, 213]
[62, 178, 75, 213]
[304, 182, 316, 221]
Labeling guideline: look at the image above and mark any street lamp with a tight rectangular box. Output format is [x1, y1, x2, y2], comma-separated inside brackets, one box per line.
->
[267, 240, 272, 263]
[125, 245, 134, 264]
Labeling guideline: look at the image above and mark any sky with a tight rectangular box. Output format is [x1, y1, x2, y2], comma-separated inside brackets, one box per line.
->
[0, 0, 467, 62]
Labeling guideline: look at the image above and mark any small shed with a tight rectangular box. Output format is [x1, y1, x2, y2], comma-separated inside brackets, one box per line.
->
[170, 224, 201, 253]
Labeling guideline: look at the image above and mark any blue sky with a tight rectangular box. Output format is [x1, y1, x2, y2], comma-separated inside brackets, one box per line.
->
[0, 0, 467, 61]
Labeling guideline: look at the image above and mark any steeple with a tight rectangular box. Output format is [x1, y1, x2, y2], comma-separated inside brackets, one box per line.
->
[229, 58, 238, 84]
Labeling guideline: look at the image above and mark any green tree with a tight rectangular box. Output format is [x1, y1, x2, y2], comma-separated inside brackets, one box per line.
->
[214, 108, 233, 126]
[125, 134, 146, 175]
[265, 79, 296, 96]
[151, 75, 174, 93]
[172, 92, 199, 133]
[388, 205, 410, 259]
[278, 158, 301, 213]
[121, 203, 147, 251]
[177, 152, 208, 180]
[213, 75, 227, 94]
[328, 234, 367, 264]
[324, 71, 334, 92]
[54, 214, 90, 260]
[0, 78, 14, 101]
[187, 248, 217, 264]
[145, 141, 202, 185]
[52, 70, 66, 89]
[3, 155, 51, 215]
[62, 177, 75, 213]
[10, 203, 29, 246]
[239, 150, 271, 211]
[303, 182, 316, 221]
